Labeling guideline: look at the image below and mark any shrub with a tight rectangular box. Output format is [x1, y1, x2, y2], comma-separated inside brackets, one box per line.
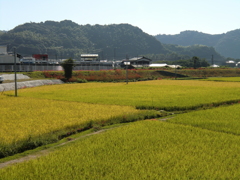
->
[61, 58, 75, 80]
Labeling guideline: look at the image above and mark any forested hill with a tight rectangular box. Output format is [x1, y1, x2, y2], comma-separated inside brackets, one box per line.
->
[155, 30, 240, 59]
[0, 20, 167, 59]
[0, 20, 225, 62]
[0, 30, 6, 36]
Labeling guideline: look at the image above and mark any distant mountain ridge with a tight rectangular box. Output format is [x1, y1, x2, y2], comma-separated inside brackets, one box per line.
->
[0, 20, 225, 62]
[155, 30, 240, 59]
[0, 20, 167, 59]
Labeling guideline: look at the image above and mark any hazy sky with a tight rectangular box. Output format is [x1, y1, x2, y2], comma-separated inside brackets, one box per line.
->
[1, 0, 239, 35]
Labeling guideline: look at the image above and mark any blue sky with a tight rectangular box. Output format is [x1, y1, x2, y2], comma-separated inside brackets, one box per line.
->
[1, 0, 240, 35]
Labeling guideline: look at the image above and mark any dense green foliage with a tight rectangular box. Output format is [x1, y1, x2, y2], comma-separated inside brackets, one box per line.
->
[0, 30, 6, 36]
[60, 58, 75, 79]
[155, 30, 240, 59]
[175, 57, 209, 68]
[0, 20, 166, 59]
[146, 44, 225, 64]
[153, 56, 210, 68]
[0, 20, 225, 63]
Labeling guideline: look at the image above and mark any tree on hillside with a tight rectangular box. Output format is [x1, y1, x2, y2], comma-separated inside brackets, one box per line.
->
[61, 58, 75, 80]
[192, 56, 199, 69]
[163, 57, 210, 68]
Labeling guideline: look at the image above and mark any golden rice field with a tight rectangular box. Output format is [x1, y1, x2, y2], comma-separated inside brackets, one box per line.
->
[0, 95, 155, 157]
[5, 80, 240, 110]
[201, 77, 240, 82]
[168, 103, 240, 135]
[1, 120, 240, 179]
[2, 78, 240, 178]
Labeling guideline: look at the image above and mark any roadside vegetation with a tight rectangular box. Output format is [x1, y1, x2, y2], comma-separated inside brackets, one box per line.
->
[19, 67, 240, 82]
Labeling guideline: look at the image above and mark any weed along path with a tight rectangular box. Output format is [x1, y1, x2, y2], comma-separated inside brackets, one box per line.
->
[0, 128, 109, 169]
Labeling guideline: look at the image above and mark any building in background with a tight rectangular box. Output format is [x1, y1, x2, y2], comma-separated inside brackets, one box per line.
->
[32, 54, 48, 64]
[81, 54, 99, 61]
[121, 56, 152, 68]
[0, 45, 17, 63]
[0, 45, 7, 55]
[225, 60, 236, 67]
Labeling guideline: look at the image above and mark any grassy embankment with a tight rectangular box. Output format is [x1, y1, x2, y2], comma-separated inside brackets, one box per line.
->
[22, 67, 240, 82]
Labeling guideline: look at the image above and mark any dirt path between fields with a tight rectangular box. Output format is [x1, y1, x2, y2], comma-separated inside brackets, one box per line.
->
[0, 129, 108, 169]
[158, 116, 174, 121]
[0, 118, 171, 169]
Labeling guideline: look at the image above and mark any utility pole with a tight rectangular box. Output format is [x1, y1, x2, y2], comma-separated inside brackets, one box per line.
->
[125, 54, 130, 84]
[101, 51, 104, 60]
[113, 48, 116, 69]
[14, 48, 17, 97]
[211, 55, 214, 66]
[113, 48, 116, 61]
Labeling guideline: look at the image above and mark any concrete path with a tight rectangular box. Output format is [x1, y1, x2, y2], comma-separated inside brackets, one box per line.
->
[0, 74, 30, 81]
[0, 74, 64, 92]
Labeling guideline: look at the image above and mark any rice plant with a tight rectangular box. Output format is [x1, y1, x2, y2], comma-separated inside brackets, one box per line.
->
[1, 121, 240, 179]
[5, 80, 240, 110]
[0, 95, 157, 157]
